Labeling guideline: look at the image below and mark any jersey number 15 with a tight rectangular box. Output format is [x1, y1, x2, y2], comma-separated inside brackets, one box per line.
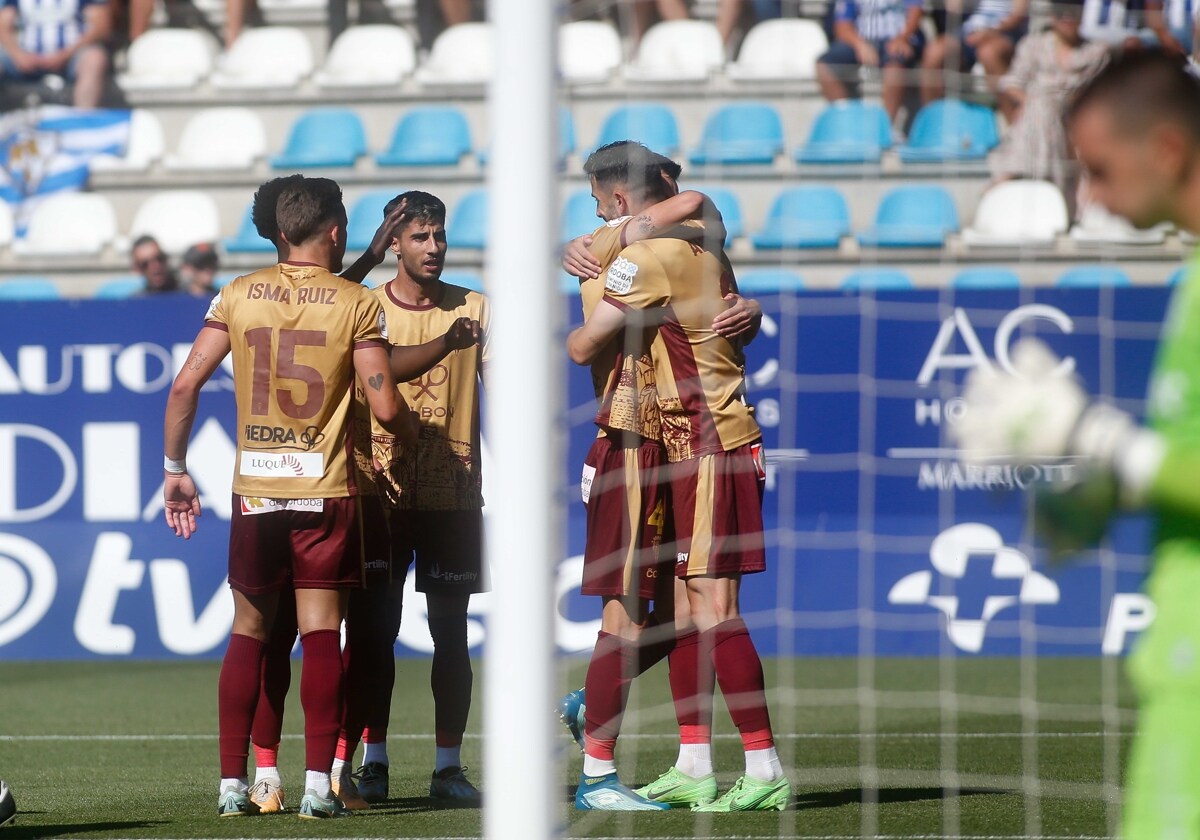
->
[245, 327, 327, 419]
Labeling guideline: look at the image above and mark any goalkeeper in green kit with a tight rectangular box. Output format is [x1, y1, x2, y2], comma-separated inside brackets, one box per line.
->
[953, 51, 1200, 839]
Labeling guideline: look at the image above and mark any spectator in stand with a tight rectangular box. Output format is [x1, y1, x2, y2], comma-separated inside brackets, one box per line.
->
[1080, 0, 1154, 47]
[623, 0, 689, 43]
[132, 235, 180, 295]
[180, 242, 219, 297]
[715, 0, 780, 46]
[816, 0, 926, 127]
[920, 0, 1029, 118]
[989, 0, 1109, 214]
[0, 0, 111, 108]
[1146, 0, 1196, 53]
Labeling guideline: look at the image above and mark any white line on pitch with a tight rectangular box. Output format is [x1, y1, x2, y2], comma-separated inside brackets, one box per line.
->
[0, 731, 1127, 742]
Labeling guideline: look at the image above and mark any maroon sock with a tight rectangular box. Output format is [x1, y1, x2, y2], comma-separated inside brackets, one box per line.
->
[583, 631, 638, 751]
[708, 618, 773, 743]
[219, 633, 265, 779]
[300, 629, 344, 772]
[428, 612, 472, 740]
[635, 610, 677, 676]
[668, 628, 715, 737]
[250, 610, 295, 755]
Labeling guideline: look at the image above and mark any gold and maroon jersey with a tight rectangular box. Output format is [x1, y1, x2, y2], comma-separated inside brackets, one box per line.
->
[601, 238, 760, 463]
[373, 280, 490, 510]
[205, 263, 388, 498]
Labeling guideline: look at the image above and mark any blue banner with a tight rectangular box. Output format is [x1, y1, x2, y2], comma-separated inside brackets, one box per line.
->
[0, 288, 1168, 659]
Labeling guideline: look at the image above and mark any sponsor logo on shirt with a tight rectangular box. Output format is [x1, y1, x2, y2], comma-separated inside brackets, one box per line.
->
[205, 291, 221, 320]
[239, 496, 325, 515]
[605, 257, 638, 295]
[377, 308, 389, 342]
[239, 452, 324, 478]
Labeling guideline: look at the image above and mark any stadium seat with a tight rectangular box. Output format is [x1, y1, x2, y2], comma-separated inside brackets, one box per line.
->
[857, 185, 959, 248]
[90, 109, 164, 173]
[1169, 266, 1186, 285]
[215, 272, 240, 289]
[347, 190, 404, 251]
[897, 100, 999, 162]
[1055, 266, 1133, 288]
[442, 271, 484, 292]
[0, 277, 59, 299]
[727, 19, 828, 81]
[272, 109, 366, 169]
[94, 276, 147, 298]
[12, 193, 117, 257]
[736, 269, 805, 292]
[689, 102, 784, 166]
[128, 191, 222, 255]
[559, 21, 622, 84]
[415, 23, 493, 86]
[479, 106, 574, 166]
[211, 27, 313, 89]
[624, 20, 724, 82]
[841, 268, 915, 290]
[795, 101, 892, 164]
[693, 184, 744, 244]
[951, 267, 1021, 289]
[116, 28, 216, 90]
[0, 202, 13, 249]
[376, 107, 472, 167]
[314, 25, 415, 88]
[562, 189, 601, 243]
[589, 103, 680, 157]
[224, 204, 276, 254]
[448, 189, 488, 249]
[164, 107, 266, 170]
[961, 181, 1068, 247]
[751, 186, 850, 249]
[1070, 201, 1168, 245]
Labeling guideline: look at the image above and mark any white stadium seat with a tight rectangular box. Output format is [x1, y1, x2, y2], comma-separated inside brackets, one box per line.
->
[727, 19, 828, 81]
[558, 21, 622, 85]
[211, 27, 314, 89]
[414, 23, 493, 86]
[1071, 201, 1168, 245]
[623, 20, 724, 82]
[0, 202, 13, 249]
[13, 193, 117, 257]
[116, 28, 217, 90]
[128, 191, 222, 255]
[90, 109, 165, 173]
[314, 25, 415, 88]
[164, 107, 266, 171]
[961, 180, 1069, 247]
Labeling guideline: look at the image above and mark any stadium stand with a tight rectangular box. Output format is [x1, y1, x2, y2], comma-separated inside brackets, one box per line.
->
[858, 185, 960, 248]
[0, 277, 60, 299]
[623, 20, 725, 82]
[272, 109, 367, 169]
[12, 194, 117, 257]
[116, 28, 218, 90]
[1056, 265, 1134, 287]
[1070, 202, 1170, 246]
[447, 189, 488, 249]
[414, 23, 493, 86]
[737, 268, 805, 291]
[726, 18, 829, 81]
[93, 276, 147, 298]
[795, 101, 893, 164]
[127, 191, 222, 255]
[961, 180, 1069, 248]
[164, 108, 267, 170]
[689, 102, 785, 166]
[441, 271, 485, 292]
[210, 27, 314, 89]
[346, 190, 403, 251]
[589, 103, 681, 158]
[951, 266, 1022, 289]
[224, 204, 275, 254]
[561, 190, 601, 244]
[89, 109, 165, 173]
[313, 25, 416, 88]
[752, 186, 850, 250]
[558, 21, 623, 85]
[376, 107, 472, 167]
[692, 184, 744, 244]
[0, 203, 13, 250]
[841, 267, 915, 290]
[897, 99, 1000, 162]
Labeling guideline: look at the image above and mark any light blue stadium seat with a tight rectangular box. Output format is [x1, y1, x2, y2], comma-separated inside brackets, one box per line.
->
[898, 100, 999, 163]
[752, 186, 849, 249]
[951, 267, 1021, 289]
[94, 276, 147, 298]
[589, 103, 680, 157]
[562, 189, 601, 243]
[215, 272, 240, 289]
[224, 204, 277, 254]
[1055, 266, 1133, 287]
[841, 268, 914, 291]
[857, 185, 959, 248]
[693, 184, 743, 245]
[795, 101, 892, 164]
[376, 107, 472, 167]
[272, 108, 367, 169]
[441, 271, 484, 292]
[448, 189, 488, 249]
[1168, 265, 1187, 286]
[736, 269, 804, 292]
[689, 102, 784, 165]
[480, 106, 575, 165]
[347, 189, 404, 250]
[0, 277, 59, 299]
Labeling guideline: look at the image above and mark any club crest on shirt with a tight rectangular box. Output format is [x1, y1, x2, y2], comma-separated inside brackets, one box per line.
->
[377, 308, 389, 341]
[206, 291, 222, 319]
[605, 256, 638, 295]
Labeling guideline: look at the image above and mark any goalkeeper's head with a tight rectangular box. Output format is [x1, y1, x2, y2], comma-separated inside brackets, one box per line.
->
[1067, 50, 1200, 231]
[583, 140, 682, 222]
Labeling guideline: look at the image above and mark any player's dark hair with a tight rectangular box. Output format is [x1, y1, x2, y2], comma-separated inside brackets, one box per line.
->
[1066, 50, 1200, 141]
[584, 141, 682, 203]
[131, 234, 160, 252]
[385, 190, 446, 227]
[276, 177, 346, 246]
[252, 174, 305, 244]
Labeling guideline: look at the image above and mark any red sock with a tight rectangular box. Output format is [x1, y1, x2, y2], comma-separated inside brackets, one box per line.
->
[300, 629, 344, 772]
[709, 618, 773, 749]
[253, 743, 279, 768]
[668, 628, 714, 739]
[436, 729, 463, 748]
[363, 725, 386, 743]
[583, 631, 637, 756]
[218, 633, 265, 779]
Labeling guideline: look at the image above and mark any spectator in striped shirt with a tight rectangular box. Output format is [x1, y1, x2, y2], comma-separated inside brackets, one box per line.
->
[920, 0, 1029, 119]
[1146, 0, 1196, 53]
[0, 0, 110, 108]
[816, 0, 926, 126]
[1080, 0, 1154, 47]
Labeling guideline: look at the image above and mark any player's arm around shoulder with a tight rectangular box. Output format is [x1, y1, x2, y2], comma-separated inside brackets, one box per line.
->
[566, 243, 664, 365]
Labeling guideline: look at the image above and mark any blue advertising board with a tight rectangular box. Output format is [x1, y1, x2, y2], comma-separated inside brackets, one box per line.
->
[0, 287, 1168, 659]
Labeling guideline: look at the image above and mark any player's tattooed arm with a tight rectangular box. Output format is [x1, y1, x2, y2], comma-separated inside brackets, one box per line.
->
[387, 317, 480, 382]
[713, 294, 763, 344]
[340, 198, 409, 285]
[567, 299, 627, 365]
[355, 343, 419, 448]
[620, 190, 727, 250]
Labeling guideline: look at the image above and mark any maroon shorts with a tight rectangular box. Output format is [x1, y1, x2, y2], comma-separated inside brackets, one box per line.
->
[359, 494, 395, 589]
[668, 441, 767, 579]
[392, 508, 488, 594]
[580, 435, 675, 601]
[227, 494, 364, 594]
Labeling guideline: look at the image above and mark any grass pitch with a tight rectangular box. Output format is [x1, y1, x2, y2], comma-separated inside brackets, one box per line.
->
[0, 657, 1134, 839]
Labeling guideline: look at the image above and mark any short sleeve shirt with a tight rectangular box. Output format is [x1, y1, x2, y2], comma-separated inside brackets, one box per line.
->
[834, 0, 921, 40]
[5, 0, 104, 54]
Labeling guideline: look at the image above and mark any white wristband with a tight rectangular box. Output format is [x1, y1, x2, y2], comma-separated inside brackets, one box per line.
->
[164, 456, 187, 475]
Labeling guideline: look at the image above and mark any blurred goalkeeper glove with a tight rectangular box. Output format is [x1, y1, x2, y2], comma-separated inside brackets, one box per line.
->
[952, 337, 1164, 508]
[371, 434, 404, 507]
